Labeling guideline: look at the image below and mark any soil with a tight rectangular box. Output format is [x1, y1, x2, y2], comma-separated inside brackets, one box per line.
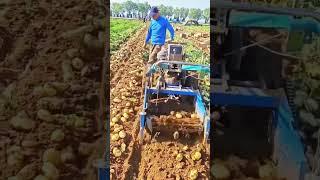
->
[0, 0, 106, 179]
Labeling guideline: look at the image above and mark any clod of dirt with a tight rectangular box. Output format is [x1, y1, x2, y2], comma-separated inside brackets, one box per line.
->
[41, 162, 59, 180]
[258, 164, 275, 178]
[37, 97, 64, 111]
[10, 111, 35, 131]
[43, 148, 61, 166]
[60, 146, 75, 163]
[49, 82, 70, 93]
[50, 129, 65, 142]
[33, 85, 57, 97]
[60, 25, 93, 40]
[83, 33, 103, 50]
[66, 48, 79, 59]
[7, 176, 23, 180]
[34, 175, 49, 180]
[6, 146, 24, 167]
[61, 60, 75, 82]
[71, 57, 84, 70]
[16, 162, 38, 180]
[78, 142, 94, 156]
[21, 139, 38, 148]
[37, 109, 53, 122]
[211, 163, 231, 180]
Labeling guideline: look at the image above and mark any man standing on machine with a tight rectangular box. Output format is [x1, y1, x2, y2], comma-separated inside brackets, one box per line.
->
[144, 6, 175, 67]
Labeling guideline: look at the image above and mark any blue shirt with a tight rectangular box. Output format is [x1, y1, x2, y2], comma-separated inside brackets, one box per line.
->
[145, 16, 175, 45]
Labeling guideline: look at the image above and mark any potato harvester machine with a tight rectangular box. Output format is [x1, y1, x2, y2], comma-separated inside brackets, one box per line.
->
[139, 43, 210, 143]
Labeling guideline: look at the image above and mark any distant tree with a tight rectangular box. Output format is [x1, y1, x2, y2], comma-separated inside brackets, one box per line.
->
[111, 3, 123, 15]
[180, 8, 189, 19]
[189, 8, 202, 20]
[158, 4, 168, 16]
[203, 8, 210, 23]
[123, 0, 138, 14]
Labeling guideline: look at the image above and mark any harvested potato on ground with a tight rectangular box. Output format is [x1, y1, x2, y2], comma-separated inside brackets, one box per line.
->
[10, 111, 35, 131]
[50, 129, 65, 142]
[173, 131, 179, 140]
[112, 147, 122, 157]
[34, 175, 50, 180]
[175, 113, 183, 119]
[43, 148, 61, 166]
[176, 153, 183, 162]
[119, 130, 126, 138]
[188, 169, 198, 180]
[42, 162, 59, 180]
[211, 163, 230, 179]
[191, 113, 197, 119]
[111, 133, 120, 141]
[121, 143, 126, 152]
[61, 146, 75, 163]
[71, 57, 84, 70]
[17, 162, 37, 179]
[191, 151, 201, 161]
[112, 117, 119, 123]
[37, 109, 53, 122]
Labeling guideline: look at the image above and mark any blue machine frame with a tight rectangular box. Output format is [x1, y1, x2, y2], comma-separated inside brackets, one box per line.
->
[211, 82, 308, 180]
[139, 60, 210, 143]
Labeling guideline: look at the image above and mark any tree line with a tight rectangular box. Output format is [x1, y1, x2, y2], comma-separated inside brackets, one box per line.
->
[111, 1, 210, 22]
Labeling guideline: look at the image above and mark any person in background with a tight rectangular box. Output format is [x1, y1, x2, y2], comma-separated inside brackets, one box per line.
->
[144, 6, 175, 67]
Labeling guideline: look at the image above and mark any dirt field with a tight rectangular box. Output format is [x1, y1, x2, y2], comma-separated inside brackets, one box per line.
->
[0, 0, 106, 179]
[109, 21, 210, 179]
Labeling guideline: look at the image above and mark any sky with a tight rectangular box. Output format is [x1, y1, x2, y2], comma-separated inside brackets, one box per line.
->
[110, 0, 210, 10]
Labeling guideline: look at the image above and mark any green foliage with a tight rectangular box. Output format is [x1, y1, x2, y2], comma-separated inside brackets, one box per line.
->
[111, 3, 123, 14]
[123, 0, 138, 13]
[110, 18, 143, 52]
[203, 8, 210, 23]
[188, 8, 202, 20]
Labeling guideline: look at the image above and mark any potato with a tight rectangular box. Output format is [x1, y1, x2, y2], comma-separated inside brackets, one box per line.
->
[173, 131, 179, 140]
[119, 130, 126, 138]
[112, 147, 122, 157]
[78, 142, 93, 156]
[123, 113, 129, 119]
[66, 48, 79, 58]
[50, 129, 65, 142]
[211, 164, 230, 179]
[182, 146, 188, 151]
[191, 113, 197, 119]
[71, 57, 84, 70]
[43, 148, 61, 166]
[121, 143, 126, 152]
[113, 98, 121, 103]
[125, 102, 131, 107]
[191, 151, 201, 161]
[17, 163, 37, 179]
[42, 162, 59, 180]
[111, 117, 119, 123]
[34, 175, 50, 180]
[188, 169, 198, 180]
[61, 60, 74, 82]
[10, 111, 35, 131]
[37, 109, 53, 122]
[61, 146, 75, 163]
[74, 118, 86, 128]
[259, 164, 275, 178]
[176, 153, 183, 162]
[175, 113, 183, 119]
[120, 117, 127, 122]
[111, 133, 120, 141]
[7, 176, 23, 180]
